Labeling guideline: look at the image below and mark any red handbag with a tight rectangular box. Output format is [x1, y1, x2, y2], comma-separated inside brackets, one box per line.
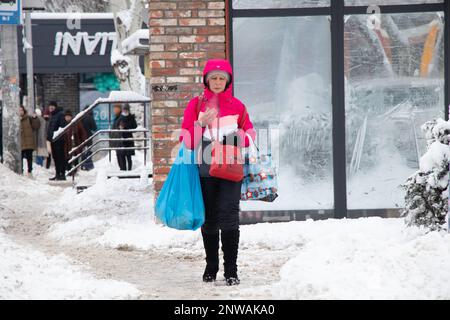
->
[195, 95, 248, 182]
[209, 140, 244, 182]
[208, 106, 247, 182]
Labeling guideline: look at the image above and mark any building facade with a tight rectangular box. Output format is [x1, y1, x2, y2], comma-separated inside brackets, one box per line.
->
[18, 13, 124, 120]
[150, 0, 450, 222]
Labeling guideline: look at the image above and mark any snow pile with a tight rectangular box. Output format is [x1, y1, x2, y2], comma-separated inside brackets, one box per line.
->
[402, 118, 450, 230]
[44, 178, 165, 246]
[0, 233, 140, 300]
[0, 164, 60, 212]
[271, 218, 450, 300]
[43, 167, 308, 252]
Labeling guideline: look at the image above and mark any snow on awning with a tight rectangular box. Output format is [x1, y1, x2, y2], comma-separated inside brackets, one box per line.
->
[121, 29, 150, 56]
[53, 91, 151, 141]
[97, 91, 151, 103]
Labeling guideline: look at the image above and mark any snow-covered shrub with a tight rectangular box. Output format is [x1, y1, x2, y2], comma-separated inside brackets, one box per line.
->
[402, 118, 450, 231]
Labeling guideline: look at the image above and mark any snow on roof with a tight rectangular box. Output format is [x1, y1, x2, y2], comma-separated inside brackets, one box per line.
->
[30, 12, 113, 20]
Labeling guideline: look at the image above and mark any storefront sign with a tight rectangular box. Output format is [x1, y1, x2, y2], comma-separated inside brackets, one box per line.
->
[18, 17, 117, 73]
[53, 31, 117, 56]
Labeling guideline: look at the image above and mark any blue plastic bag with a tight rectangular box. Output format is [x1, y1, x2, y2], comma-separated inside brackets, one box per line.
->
[155, 143, 205, 230]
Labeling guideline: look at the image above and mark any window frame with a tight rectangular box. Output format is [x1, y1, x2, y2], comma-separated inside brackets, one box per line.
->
[227, 0, 450, 221]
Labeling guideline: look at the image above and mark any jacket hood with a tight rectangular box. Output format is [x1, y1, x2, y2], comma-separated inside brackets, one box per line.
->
[202, 59, 233, 99]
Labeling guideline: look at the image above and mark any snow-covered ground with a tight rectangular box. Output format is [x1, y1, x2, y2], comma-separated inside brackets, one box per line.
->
[0, 233, 139, 300]
[0, 163, 140, 300]
[1, 158, 450, 300]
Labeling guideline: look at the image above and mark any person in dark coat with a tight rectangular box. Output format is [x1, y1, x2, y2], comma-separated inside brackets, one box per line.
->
[63, 110, 88, 175]
[118, 104, 138, 171]
[43, 108, 52, 169]
[80, 105, 97, 171]
[34, 108, 48, 167]
[20, 106, 41, 175]
[111, 104, 124, 169]
[46, 101, 67, 181]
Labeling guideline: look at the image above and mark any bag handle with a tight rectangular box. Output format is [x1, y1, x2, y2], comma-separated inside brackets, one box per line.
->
[245, 132, 259, 153]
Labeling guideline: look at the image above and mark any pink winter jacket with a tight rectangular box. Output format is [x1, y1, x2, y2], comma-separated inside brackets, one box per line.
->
[179, 59, 256, 150]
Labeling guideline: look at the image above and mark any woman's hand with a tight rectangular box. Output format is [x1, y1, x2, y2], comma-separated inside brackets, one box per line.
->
[197, 108, 218, 127]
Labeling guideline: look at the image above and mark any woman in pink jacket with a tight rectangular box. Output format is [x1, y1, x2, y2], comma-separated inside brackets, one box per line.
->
[180, 59, 256, 286]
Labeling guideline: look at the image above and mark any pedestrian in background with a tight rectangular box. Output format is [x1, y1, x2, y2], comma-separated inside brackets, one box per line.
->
[20, 106, 41, 177]
[118, 104, 138, 171]
[34, 108, 49, 167]
[80, 105, 97, 171]
[46, 101, 67, 181]
[43, 108, 52, 169]
[111, 104, 124, 170]
[63, 110, 87, 175]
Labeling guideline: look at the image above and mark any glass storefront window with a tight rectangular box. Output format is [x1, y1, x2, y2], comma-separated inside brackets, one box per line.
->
[344, 12, 444, 209]
[233, 16, 333, 211]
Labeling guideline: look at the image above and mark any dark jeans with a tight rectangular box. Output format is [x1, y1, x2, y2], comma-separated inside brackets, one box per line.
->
[81, 150, 94, 170]
[22, 149, 33, 173]
[51, 141, 66, 178]
[116, 151, 133, 171]
[35, 156, 44, 167]
[200, 177, 242, 233]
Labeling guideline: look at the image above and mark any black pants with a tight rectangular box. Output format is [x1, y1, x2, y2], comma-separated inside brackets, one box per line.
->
[51, 141, 66, 178]
[22, 149, 33, 173]
[200, 176, 242, 279]
[117, 151, 133, 171]
[200, 177, 242, 233]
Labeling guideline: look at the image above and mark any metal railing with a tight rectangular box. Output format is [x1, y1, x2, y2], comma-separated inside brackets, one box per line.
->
[66, 128, 151, 178]
[49, 91, 152, 185]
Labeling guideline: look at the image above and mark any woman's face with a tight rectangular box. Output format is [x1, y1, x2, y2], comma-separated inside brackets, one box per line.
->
[208, 74, 228, 94]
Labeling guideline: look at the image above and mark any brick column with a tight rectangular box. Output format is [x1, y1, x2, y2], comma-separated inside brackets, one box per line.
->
[149, 1, 227, 199]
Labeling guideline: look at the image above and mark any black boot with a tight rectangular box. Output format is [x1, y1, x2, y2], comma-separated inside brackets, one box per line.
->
[201, 230, 219, 283]
[221, 229, 240, 286]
